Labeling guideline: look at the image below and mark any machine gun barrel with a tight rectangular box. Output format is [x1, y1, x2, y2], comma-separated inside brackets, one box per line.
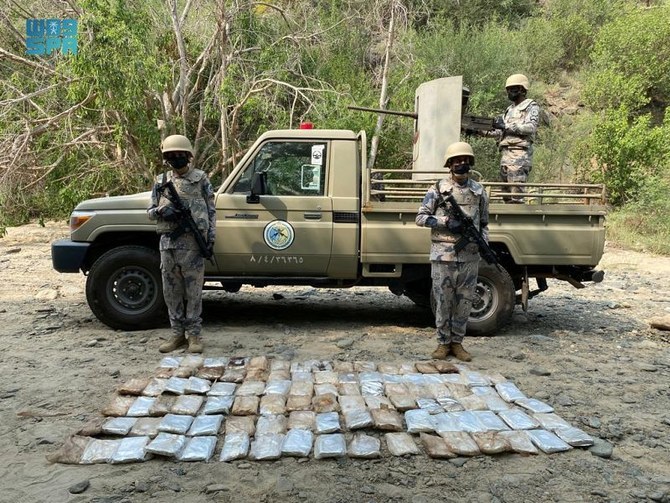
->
[347, 105, 418, 119]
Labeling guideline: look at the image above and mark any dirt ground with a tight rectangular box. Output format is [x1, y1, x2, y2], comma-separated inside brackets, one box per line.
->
[1, 221, 669, 503]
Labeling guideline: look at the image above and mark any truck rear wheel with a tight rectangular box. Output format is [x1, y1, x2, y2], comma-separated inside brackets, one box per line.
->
[430, 263, 515, 337]
[86, 246, 167, 331]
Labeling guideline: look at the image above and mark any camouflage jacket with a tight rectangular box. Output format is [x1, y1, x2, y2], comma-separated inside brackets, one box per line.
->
[147, 167, 216, 251]
[415, 177, 489, 262]
[498, 98, 540, 149]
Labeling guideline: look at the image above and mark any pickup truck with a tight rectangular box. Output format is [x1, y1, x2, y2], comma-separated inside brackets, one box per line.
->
[52, 125, 607, 336]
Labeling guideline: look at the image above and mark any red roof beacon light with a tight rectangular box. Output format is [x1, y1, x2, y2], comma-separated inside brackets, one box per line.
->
[299, 122, 314, 129]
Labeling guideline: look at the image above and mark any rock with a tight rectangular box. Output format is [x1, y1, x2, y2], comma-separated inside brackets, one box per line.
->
[556, 394, 576, 406]
[5, 247, 21, 254]
[638, 363, 658, 372]
[649, 315, 670, 331]
[205, 484, 229, 494]
[272, 293, 284, 300]
[35, 289, 58, 301]
[85, 340, 99, 348]
[360, 485, 375, 494]
[449, 457, 469, 467]
[530, 368, 551, 376]
[336, 338, 354, 349]
[134, 481, 149, 493]
[581, 416, 602, 429]
[68, 480, 90, 494]
[590, 439, 614, 458]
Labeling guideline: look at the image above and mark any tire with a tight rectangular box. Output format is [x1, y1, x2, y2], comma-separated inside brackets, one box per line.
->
[86, 245, 167, 330]
[430, 262, 515, 337]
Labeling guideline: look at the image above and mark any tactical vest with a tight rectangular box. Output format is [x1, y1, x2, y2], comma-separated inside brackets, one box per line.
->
[430, 178, 485, 247]
[499, 98, 537, 149]
[155, 169, 210, 237]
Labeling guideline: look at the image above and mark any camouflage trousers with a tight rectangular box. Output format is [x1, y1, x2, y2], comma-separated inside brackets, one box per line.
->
[431, 260, 479, 344]
[500, 147, 532, 203]
[160, 248, 205, 339]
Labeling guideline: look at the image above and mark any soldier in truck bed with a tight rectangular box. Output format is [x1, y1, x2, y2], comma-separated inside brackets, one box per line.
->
[415, 141, 490, 362]
[482, 73, 540, 203]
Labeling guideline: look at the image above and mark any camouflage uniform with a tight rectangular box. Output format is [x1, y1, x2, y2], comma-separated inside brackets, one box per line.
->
[148, 168, 216, 341]
[416, 178, 489, 344]
[493, 98, 540, 202]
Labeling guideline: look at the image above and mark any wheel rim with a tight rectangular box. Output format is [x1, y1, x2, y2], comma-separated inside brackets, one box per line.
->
[470, 276, 499, 322]
[106, 266, 157, 315]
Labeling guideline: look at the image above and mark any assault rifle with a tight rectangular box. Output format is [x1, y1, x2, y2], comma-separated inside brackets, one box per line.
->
[156, 179, 214, 262]
[438, 190, 502, 270]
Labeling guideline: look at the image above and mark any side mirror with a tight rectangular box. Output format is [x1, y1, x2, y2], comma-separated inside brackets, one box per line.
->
[247, 171, 268, 204]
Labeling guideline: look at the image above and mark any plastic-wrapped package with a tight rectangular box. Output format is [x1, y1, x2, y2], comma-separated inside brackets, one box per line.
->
[554, 426, 594, 447]
[256, 414, 287, 435]
[174, 366, 196, 378]
[388, 394, 416, 412]
[187, 415, 224, 436]
[185, 376, 211, 394]
[495, 381, 526, 402]
[353, 361, 376, 372]
[149, 395, 175, 416]
[286, 395, 312, 412]
[415, 361, 439, 374]
[458, 394, 488, 411]
[472, 432, 510, 454]
[267, 370, 290, 382]
[498, 408, 541, 430]
[146, 432, 186, 457]
[203, 396, 234, 415]
[481, 393, 511, 412]
[250, 433, 285, 461]
[399, 362, 417, 374]
[81, 439, 121, 464]
[102, 417, 137, 436]
[225, 415, 256, 436]
[246, 368, 268, 381]
[228, 356, 249, 368]
[381, 373, 402, 384]
[451, 411, 487, 433]
[111, 436, 152, 463]
[231, 396, 259, 416]
[314, 384, 339, 396]
[339, 395, 366, 413]
[264, 380, 292, 396]
[338, 372, 358, 384]
[129, 417, 161, 437]
[364, 396, 394, 410]
[117, 377, 150, 396]
[180, 355, 204, 369]
[171, 395, 204, 415]
[360, 381, 384, 397]
[420, 432, 456, 459]
[343, 408, 374, 430]
[461, 370, 491, 387]
[315, 412, 341, 434]
[370, 409, 403, 432]
[282, 429, 313, 457]
[221, 367, 246, 383]
[248, 355, 269, 371]
[203, 357, 229, 368]
[377, 362, 400, 374]
[101, 395, 135, 417]
[142, 378, 168, 397]
[164, 376, 189, 395]
[289, 382, 313, 397]
[533, 413, 571, 431]
[291, 371, 313, 383]
[236, 380, 266, 396]
[127, 397, 157, 417]
[288, 410, 316, 431]
[515, 398, 554, 414]
[499, 430, 538, 454]
[433, 413, 461, 433]
[436, 397, 464, 413]
[158, 414, 194, 434]
[416, 398, 443, 414]
[208, 382, 237, 396]
[154, 367, 173, 379]
[314, 371, 339, 384]
[527, 429, 572, 453]
[385, 433, 420, 456]
[270, 358, 291, 372]
[473, 411, 510, 432]
[439, 431, 480, 456]
[178, 436, 217, 461]
[404, 409, 436, 433]
[338, 383, 361, 396]
[348, 433, 381, 459]
[259, 394, 287, 416]
[446, 383, 471, 398]
[312, 393, 340, 413]
[333, 360, 354, 372]
[159, 356, 182, 368]
[359, 371, 383, 383]
[219, 431, 250, 461]
[401, 373, 429, 386]
[314, 433, 347, 459]
[385, 383, 408, 395]
[427, 383, 449, 398]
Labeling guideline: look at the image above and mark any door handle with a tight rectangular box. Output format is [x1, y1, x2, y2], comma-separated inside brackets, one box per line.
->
[304, 212, 322, 220]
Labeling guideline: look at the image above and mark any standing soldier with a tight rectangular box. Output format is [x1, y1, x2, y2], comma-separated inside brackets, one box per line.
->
[487, 73, 540, 203]
[147, 134, 216, 353]
[415, 141, 490, 361]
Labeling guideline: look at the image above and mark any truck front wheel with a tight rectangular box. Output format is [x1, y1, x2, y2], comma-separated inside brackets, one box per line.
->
[86, 246, 166, 330]
[430, 262, 515, 337]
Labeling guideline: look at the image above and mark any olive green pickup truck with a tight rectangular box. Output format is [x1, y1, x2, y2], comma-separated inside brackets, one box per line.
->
[51, 125, 606, 335]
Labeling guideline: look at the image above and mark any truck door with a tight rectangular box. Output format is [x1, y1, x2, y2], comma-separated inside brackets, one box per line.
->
[214, 140, 333, 276]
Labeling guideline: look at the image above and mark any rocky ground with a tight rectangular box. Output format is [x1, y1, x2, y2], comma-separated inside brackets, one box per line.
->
[0, 222, 669, 503]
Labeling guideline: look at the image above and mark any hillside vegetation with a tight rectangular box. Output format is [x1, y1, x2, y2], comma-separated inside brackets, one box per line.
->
[1, 0, 669, 252]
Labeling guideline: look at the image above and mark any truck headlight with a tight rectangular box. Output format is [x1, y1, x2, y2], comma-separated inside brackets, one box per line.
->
[69, 211, 95, 232]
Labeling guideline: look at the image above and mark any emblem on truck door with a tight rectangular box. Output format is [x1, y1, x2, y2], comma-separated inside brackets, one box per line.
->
[263, 220, 295, 250]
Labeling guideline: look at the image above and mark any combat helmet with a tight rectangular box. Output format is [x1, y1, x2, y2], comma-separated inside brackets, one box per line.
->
[505, 74, 530, 90]
[161, 135, 193, 155]
[443, 141, 475, 167]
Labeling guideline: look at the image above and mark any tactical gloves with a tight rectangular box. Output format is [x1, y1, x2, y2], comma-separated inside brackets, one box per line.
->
[447, 217, 463, 234]
[159, 206, 182, 222]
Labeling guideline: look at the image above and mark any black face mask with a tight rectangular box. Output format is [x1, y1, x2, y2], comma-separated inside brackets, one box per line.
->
[452, 163, 471, 175]
[167, 158, 189, 170]
[507, 89, 522, 102]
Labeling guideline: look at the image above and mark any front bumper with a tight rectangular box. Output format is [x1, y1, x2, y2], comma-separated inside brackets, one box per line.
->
[51, 239, 91, 273]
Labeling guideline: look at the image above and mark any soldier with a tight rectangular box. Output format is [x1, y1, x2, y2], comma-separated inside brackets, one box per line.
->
[147, 134, 216, 353]
[487, 73, 540, 203]
[415, 141, 490, 361]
